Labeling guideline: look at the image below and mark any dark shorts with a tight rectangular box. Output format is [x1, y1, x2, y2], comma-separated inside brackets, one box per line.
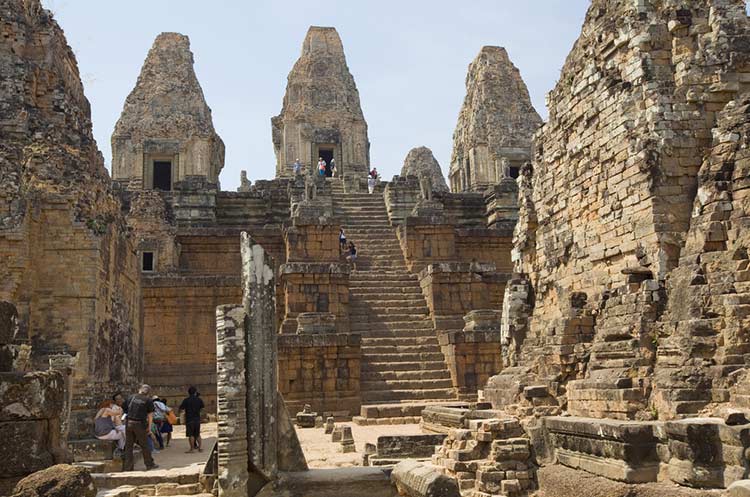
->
[159, 421, 173, 433]
[186, 419, 201, 438]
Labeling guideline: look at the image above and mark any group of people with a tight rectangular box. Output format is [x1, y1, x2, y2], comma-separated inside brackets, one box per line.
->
[291, 159, 381, 195]
[317, 157, 337, 177]
[93, 384, 205, 471]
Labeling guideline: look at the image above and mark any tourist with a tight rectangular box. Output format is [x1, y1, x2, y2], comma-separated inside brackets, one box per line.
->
[330, 159, 337, 177]
[318, 157, 326, 176]
[151, 395, 170, 449]
[122, 384, 158, 471]
[369, 167, 378, 179]
[346, 242, 357, 269]
[367, 175, 376, 194]
[94, 398, 125, 454]
[179, 386, 205, 453]
[293, 158, 302, 175]
[157, 398, 174, 447]
[339, 228, 347, 252]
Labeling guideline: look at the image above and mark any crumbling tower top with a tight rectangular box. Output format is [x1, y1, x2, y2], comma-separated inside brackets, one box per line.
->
[272, 26, 370, 179]
[111, 32, 225, 191]
[450, 46, 542, 193]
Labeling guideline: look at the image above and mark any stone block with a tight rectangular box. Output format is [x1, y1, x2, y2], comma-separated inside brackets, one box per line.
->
[391, 460, 461, 497]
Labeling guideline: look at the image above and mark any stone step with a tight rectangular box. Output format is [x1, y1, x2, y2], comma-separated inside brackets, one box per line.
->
[361, 369, 451, 381]
[362, 360, 449, 372]
[349, 288, 423, 296]
[350, 306, 429, 315]
[361, 351, 446, 362]
[92, 462, 204, 490]
[361, 387, 457, 403]
[352, 324, 435, 334]
[358, 401, 469, 419]
[349, 272, 416, 279]
[361, 335, 438, 345]
[362, 329, 440, 339]
[350, 300, 426, 309]
[351, 321, 433, 331]
[361, 377, 455, 391]
[361, 344, 442, 355]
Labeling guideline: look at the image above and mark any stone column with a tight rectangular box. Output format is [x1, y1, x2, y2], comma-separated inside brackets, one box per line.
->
[241, 233, 278, 480]
[216, 304, 249, 497]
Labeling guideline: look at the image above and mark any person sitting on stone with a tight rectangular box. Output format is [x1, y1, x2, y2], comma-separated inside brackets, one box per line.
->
[339, 228, 347, 253]
[94, 396, 126, 455]
[346, 242, 357, 269]
[318, 157, 326, 176]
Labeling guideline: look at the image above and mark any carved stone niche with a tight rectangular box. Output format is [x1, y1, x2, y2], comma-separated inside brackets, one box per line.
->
[296, 312, 336, 335]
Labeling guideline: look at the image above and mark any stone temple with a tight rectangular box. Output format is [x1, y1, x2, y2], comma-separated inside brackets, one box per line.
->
[4, 1, 750, 496]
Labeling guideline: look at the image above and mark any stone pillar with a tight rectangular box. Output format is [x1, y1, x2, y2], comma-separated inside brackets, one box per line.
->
[241, 233, 278, 481]
[216, 304, 250, 497]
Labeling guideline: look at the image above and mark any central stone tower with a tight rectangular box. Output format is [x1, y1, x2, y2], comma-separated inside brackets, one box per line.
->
[272, 26, 370, 179]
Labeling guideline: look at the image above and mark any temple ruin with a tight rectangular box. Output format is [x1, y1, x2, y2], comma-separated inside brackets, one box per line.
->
[449, 46, 542, 193]
[272, 26, 370, 179]
[4, 0, 750, 496]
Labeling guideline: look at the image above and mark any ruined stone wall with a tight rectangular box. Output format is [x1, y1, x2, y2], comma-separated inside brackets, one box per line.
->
[112, 33, 225, 188]
[0, 0, 142, 439]
[272, 26, 369, 178]
[142, 276, 240, 411]
[278, 333, 361, 416]
[655, 92, 750, 416]
[495, 0, 750, 420]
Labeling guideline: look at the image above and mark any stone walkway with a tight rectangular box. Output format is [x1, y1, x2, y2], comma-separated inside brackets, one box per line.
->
[295, 422, 423, 468]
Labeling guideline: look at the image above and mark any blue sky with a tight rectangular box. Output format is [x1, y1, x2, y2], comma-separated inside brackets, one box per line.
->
[43, 0, 590, 190]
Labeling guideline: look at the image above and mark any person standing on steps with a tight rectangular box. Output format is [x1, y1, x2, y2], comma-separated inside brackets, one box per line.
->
[122, 384, 158, 471]
[346, 241, 357, 269]
[367, 175, 376, 194]
[330, 159, 337, 177]
[293, 158, 302, 175]
[179, 386, 204, 453]
[339, 228, 347, 253]
[318, 157, 326, 177]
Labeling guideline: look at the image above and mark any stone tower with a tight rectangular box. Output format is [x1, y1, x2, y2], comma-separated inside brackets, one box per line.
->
[272, 26, 370, 179]
[111, 32, 225, 190]
[450, 46, 542, 192]
[401, 146, 449, 193]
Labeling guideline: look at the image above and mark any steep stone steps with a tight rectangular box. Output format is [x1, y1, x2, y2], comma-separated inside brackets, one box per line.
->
[331, 187, 457, 410]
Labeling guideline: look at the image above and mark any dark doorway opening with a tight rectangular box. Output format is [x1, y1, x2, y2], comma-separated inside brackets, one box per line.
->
[509, 166, 520, 179]
[153, 161, 172, 191]
[142, 252, 154, 272]
[320, 149, 334, 177]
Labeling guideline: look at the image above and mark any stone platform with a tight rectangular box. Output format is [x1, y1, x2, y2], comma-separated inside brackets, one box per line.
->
[354, 401, 470, 425]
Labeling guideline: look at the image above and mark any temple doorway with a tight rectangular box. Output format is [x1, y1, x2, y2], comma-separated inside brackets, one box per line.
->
[153, 160, 172, 190]
[320, 148, 334, 177]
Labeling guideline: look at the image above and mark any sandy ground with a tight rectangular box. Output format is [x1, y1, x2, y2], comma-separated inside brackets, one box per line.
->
[295, 422, 424, 468]
[123, 421, 423, 471]
[127, 421, 217, 471]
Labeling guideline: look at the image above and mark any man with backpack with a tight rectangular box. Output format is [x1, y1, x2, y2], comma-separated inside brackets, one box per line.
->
[122, 384, 158, 471]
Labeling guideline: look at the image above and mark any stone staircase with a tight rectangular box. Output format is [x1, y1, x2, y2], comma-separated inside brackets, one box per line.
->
[330, 179, 458, 419]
